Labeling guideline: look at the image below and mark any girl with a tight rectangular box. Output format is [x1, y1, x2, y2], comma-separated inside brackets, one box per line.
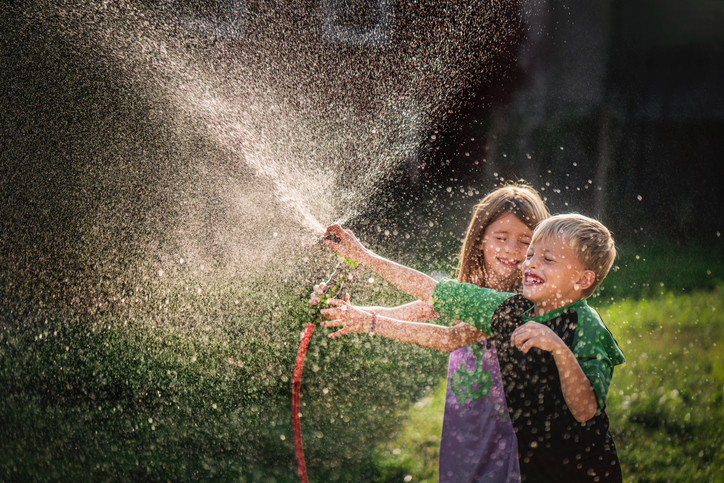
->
[313, 183, 549, 483]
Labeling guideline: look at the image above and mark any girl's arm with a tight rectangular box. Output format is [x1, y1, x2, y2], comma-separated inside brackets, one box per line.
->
[356, 300, 440, 323]
[310, 284, 439, 323]
[311, 283, 440, 323]
[320, 299, 487, 353]
[511, 322, 598, 422]
[323, 224, 437, 303]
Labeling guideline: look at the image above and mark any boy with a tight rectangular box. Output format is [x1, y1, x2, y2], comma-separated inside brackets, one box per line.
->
[319, 214, 624, 482]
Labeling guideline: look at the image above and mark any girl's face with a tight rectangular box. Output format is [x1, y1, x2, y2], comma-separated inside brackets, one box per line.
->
[479, 213, 533, 290]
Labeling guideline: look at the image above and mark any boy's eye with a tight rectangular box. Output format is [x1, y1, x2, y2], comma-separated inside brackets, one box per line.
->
[496, 237, 507, 242]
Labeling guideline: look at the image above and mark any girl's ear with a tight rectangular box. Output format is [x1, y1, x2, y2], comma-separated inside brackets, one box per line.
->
[574, 270, 596, 291]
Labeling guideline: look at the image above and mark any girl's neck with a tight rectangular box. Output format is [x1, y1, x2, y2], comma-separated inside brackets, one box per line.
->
[486, 276, 508, 293]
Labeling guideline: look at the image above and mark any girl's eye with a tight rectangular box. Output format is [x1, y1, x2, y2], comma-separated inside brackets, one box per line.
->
[496, 237, 507, 242]
[544, 257, 554, 263]
[520, 240, 530, 246]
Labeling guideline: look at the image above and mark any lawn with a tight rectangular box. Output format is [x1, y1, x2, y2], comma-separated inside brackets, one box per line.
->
[1, 242, 722, 482]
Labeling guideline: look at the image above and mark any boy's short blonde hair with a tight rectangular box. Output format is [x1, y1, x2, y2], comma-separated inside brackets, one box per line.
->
[531, 214, 616, 298]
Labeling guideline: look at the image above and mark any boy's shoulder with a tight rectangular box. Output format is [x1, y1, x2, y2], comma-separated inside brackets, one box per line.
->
[570, 301, 625, 366]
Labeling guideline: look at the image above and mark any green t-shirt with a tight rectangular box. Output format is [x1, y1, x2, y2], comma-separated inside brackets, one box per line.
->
[432, 279, 625, 410]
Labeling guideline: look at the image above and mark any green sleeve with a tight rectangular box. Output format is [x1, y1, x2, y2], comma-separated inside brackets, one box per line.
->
[571, 303, 625, 411]
[431, 279, 512, 335]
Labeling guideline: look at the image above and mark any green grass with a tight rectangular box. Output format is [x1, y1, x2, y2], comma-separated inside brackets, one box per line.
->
[2, 242, 723, 481]
[0, 270, 447, 482]
[604, 290, 724, 482]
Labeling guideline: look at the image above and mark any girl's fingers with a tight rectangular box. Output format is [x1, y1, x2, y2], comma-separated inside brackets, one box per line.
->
[327, 328, 349, 338]
[320, 319, 345, 328]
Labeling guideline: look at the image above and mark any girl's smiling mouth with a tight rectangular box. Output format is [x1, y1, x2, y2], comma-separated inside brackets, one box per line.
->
[497, 257, 521, 268]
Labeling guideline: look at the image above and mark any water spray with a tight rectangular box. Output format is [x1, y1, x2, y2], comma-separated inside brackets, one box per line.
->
[292, 236, 358, 483]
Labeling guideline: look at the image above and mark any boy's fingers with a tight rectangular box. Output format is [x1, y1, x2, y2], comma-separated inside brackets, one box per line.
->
[519, 338, 537, 353]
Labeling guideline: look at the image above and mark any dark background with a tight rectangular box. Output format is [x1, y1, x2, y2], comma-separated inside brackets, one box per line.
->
[403, 0, 724, 247]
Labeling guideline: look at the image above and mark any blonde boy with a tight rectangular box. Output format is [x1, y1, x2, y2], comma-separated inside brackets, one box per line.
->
[320, 214, 625, 482]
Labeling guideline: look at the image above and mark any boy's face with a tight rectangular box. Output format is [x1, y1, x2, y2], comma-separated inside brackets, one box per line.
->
[521, 235, 594, 316]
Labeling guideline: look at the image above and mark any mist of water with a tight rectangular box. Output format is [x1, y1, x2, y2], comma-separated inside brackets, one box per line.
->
[0, 1, 523, 479]
[2, 0, 523, 307]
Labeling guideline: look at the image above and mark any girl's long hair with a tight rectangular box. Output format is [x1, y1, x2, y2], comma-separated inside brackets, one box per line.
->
[457, 182, 550, 293]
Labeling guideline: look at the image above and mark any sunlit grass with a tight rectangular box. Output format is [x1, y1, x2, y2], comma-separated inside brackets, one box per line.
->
[2, 242, 723, 481]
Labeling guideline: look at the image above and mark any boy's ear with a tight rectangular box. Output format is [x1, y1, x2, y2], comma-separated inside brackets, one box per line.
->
[574, 270, 596, 291]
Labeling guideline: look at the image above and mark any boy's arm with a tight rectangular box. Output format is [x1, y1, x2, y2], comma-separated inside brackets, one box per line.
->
[511, 322, 598, 422]
[320, 299, 487, 352]
[323, 224, 437, 302]
[550, 346, 598, 422]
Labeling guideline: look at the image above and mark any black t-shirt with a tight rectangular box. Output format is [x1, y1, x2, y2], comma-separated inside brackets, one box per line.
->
[490, 295, 623, 483]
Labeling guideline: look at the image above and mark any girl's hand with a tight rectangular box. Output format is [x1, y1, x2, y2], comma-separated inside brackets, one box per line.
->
[323, 224, 368, 263]
[309, 282, 350, 305]
[319, 298, 371, 338]
[309, 282, 326, 306]
[510, 321, 565, 354]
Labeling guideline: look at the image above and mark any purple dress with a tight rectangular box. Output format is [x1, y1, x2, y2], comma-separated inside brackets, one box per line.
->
[438, 340, 521, 483]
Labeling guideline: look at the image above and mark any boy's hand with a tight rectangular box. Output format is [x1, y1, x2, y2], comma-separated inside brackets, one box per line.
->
[319, 298, 370, 338]
[323, 224, 367, 263]
[511, 321, 566, 354]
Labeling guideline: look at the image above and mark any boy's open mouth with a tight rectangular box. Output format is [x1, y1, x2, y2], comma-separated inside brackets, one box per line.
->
[524, 272, 544, 284]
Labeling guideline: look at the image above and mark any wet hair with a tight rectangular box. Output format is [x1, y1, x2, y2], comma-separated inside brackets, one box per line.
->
[457, 182, 550, 292]
[530, 213, 617, 298]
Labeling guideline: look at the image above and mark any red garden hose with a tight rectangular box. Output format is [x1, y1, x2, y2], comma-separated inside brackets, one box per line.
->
[291, 255, 356, 482]
[292, 321, 316, 483]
